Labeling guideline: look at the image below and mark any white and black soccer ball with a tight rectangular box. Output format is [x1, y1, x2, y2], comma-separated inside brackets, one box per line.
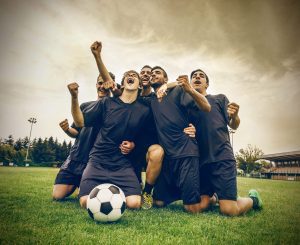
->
[87, 184, 126, 222]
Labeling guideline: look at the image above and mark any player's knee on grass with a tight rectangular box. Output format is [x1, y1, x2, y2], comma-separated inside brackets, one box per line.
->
[126, 195, 141, 209]
[153, 200, 165, 207]
[80, 196, 88, 209]
[52, 184, 76, 200]
[219, 200, 239, 216]
[184, 203, 203, 214]
[200, 195, 211, 210]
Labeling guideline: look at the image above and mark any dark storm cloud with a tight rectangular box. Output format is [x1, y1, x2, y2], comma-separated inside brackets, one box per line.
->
[76, 0, 300, 75]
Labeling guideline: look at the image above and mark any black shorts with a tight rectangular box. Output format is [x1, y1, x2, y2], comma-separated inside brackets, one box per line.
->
[79, 163, 141, 198]
[200, 160, 237, 201]
[153, 157, 200, 205]
[54, 168, 82, 187]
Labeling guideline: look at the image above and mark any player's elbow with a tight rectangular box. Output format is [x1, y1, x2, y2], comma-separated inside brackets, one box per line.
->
[204, 104, 211, 112]
[74, 120, 84, 128]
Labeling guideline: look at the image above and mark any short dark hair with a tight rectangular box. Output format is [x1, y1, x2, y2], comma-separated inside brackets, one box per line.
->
[190, 69, 209, 85]
[121, 70, 141, 86]
[141, 65, 152, 70]
[97, 72, 115, 82]
[151, 66, 168, 80]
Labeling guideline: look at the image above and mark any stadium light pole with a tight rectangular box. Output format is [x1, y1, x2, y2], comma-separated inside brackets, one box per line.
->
[25, 117, 37, 162]
[229, 129, 236, 151]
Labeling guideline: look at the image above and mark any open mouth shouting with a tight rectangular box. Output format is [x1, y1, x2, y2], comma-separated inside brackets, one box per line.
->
[127, 78, 135, 84]
[193, 80, 202, 85]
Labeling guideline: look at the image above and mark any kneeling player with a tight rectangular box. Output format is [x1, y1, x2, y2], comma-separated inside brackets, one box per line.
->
[188, 69, 263, 216]
[71, 42, 152, 209]
[53, 73, 112, 200]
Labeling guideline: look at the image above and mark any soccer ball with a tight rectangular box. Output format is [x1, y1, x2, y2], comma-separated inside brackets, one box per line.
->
[87, 184, 126, 222]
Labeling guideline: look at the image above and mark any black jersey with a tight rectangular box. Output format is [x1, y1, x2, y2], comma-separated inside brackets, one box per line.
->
[189, 94, 235, 165]
[143, 86, 199, 159]
[83, 97, 151, 170]
[68, 101, 100, 163]
[60, 101, 100, 175]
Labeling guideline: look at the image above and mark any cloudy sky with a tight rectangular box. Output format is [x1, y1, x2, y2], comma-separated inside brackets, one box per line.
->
[0, 0, 299, 154]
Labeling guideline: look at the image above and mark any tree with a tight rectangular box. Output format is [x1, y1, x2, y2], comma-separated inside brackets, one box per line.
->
[5, 135, 14, 146]
[235, 144, 264, 174]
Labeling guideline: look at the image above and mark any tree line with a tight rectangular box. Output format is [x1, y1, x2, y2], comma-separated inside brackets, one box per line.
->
[0, 135, 270, 173]
[0, 135, 72, 167]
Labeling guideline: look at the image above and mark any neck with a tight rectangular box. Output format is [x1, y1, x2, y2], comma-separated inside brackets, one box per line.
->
[120, 89, 138, 103]
[141, 86, 152, 96]
[152, 83, 164, 92]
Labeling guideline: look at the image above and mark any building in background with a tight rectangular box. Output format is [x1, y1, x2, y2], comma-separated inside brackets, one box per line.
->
[259, 151, 300, 181]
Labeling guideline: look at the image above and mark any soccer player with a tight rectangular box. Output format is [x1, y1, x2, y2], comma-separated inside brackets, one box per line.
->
[188, 68, 263, 216]
[138, 65, 197, 209]
[52, 72, 136, 200]
[70, 42, 151, 209]
[142, 66, 211, 213]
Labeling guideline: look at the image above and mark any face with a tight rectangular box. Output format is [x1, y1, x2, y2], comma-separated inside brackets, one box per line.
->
[140, 67, 152, 87]
[96, 76, 110, 97]
[150, 68, 167, 88]
[191, 71, 208, 93]
[123, 71, 140, 91]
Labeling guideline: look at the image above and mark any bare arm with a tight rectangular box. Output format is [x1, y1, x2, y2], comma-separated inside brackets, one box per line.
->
[59, 119, 79, 138]
[167, 81, 178, 89]
[177, 75, 211, 112]
[68, 82, 84, 128]
[228, 102, 240, 130]
[155, 81, 178, 100]
[91, 41, 114, 84]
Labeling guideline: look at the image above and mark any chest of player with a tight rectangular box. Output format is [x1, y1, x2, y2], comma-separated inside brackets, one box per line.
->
[101, 100, 148, 140]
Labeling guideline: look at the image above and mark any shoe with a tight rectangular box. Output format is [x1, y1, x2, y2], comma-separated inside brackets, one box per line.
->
[248, 189, 263, 210]
[141, 192, 153, 210]
[212, 193, 219, 206]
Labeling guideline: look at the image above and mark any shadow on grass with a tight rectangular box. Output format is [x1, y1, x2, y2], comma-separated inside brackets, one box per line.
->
[52, 197, 79, 203]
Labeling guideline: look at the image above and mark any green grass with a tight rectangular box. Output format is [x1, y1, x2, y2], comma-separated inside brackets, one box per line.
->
[0, 167, 299, 244]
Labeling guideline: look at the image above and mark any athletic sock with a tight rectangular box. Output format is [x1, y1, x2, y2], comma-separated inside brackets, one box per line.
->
[250, 196, 259, 210]
[143, 182, 154, 194]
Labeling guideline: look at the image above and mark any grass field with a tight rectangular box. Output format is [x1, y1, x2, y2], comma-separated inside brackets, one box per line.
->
[0, 167, 299, 244]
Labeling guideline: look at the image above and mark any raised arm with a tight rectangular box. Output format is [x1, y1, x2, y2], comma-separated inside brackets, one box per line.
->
[177, 75, 211, 112]
[91, 41, 114, 84]
[67, 82, 84, 128]
[59, 119, 79, 138]
[91, 41, 122, 96]
[227, 102, 240, 130]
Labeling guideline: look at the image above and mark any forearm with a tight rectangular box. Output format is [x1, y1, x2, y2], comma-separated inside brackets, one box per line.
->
[63, 127, 79, 138]
[229, 116, 240, 130]
[94, 54, 112, 83]
[71, 97, 84, 127]
[188, 88, 211, 112]
[167, 81, 178, 89]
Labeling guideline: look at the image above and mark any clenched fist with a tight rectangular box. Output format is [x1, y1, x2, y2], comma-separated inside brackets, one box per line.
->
[68, 82, 79, 98]
[177, 75, 193, 94]
[90, 41, 102, 57]
[227, 102, 240, 119]
[59, 119, 69, 132]
[119, 141, 135, 155]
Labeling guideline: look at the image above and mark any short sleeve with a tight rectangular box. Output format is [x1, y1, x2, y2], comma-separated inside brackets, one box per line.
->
[179, 86, 198, 110]
[221, 95, 230, 125]
[83, 99, 105, 127]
